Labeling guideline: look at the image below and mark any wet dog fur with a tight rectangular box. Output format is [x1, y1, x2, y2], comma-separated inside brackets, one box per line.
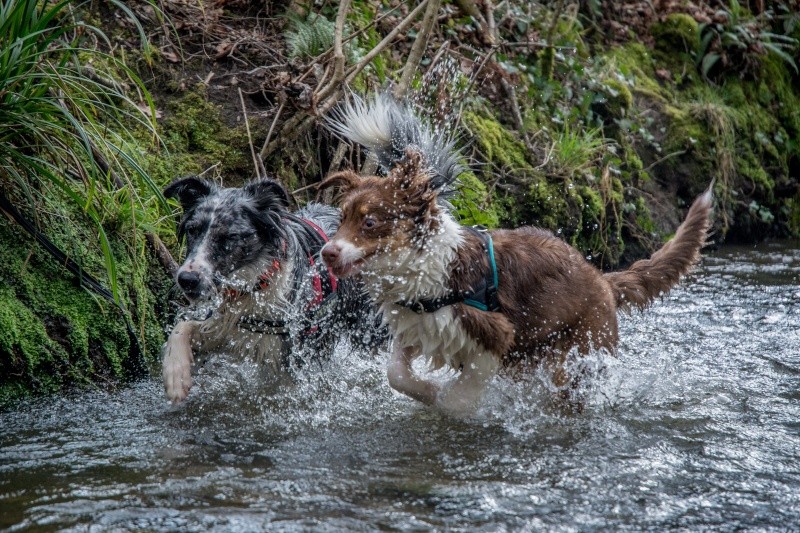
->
[161, 176, 382, 403]
[320, 95, 713, 415]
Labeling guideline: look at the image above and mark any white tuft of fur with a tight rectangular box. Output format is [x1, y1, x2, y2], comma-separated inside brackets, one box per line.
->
[326, 93, 463, 192]
[360, 213, 463, 304]
[327, 93, 395, 154]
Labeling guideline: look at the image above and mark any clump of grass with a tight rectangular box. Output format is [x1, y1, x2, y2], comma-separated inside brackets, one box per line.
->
[0, 0, 164, 300]
[549, 123, 610, 179]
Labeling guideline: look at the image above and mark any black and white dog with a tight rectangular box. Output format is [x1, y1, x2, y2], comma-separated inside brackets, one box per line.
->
[161, 176, 381, 403]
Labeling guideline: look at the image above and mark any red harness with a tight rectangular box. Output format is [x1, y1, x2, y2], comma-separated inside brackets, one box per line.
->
[300, 218, 338, 307]
[224, 218, 338, 309]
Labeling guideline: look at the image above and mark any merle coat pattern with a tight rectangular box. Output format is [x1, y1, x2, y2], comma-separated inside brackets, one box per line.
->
[161, 176, 382, 403]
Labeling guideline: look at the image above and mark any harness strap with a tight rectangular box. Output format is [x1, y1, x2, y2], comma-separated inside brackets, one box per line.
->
[223, 241, 286, 300]
[397, 225, 500, 314]
[299, 217, 338, 301]
[235, 216, 340, 338]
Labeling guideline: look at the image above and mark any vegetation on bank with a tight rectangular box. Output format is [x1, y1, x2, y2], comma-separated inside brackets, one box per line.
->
[1, 0, 798, 404]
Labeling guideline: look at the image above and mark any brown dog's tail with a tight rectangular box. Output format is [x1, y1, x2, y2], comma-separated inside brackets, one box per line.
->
[605, 183, 714, 313]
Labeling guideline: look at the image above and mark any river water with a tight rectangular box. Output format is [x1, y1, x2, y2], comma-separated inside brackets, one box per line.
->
[1, 243, 799, 531]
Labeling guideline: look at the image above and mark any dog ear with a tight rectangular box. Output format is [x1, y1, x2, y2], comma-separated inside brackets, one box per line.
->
[164, 176, 216, 211]
[243, 178, 291, 210]
[242, 179, 289, 246]
[318, 170, 362, 197]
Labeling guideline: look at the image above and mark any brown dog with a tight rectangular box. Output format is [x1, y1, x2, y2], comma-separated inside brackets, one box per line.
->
[319, 149, 713, 415]
[319, 94, 713, 415]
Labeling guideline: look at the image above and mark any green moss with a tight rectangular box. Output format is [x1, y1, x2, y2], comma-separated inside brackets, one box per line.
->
[0, 197, 165, 407]
[598, 78, 634, 120]
[144, 87, 256, 187]
[452, 171, 500, 228]
[0, 285, 63, 397]
[633, 196, 657, 236]
[601, 44, 671, 102]
[720, 79, 747, 107]
[663, 103, 710, 156]
[737, 147, 774, 196]
[463, 111, 533, 170]
[525, 179, 572, 231]
[651, 14, 700, 55]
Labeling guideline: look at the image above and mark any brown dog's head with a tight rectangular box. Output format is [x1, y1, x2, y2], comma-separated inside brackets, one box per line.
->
[320, 149, 442, 278]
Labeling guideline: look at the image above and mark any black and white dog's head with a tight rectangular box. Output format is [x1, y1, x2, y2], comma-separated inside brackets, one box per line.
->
[165, 176, 290, 302]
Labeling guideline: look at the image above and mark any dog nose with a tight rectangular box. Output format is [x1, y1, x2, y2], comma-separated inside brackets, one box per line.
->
[321, 243, 340, 266]
[177, 270, 201, 291]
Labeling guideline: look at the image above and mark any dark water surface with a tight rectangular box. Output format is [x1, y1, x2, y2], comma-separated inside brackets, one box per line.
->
[2, 243, 799, 531]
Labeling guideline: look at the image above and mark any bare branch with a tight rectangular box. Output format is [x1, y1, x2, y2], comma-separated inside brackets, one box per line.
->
[146, 233, 178, 278]
[259, 101, 285, 160]
[454, 0, 493, 44]
[262, 1, 434, 158]
[499, 78, 524, 131]
[333, 0, 352, 83]
[394, 0, 442, 100]
[239, 88, 265, 179]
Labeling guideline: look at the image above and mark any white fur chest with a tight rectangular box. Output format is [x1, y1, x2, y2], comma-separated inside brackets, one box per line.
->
[382, 303, 484, 371]
[364, 215, 486, 371]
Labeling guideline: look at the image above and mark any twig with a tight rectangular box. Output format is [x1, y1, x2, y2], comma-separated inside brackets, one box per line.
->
[333, 0, 352, 83]
[239, 88, 265, 179]
[394, 0, 442, 100]
[263, 2, 432, 158]
[361, 153, 379, 175]
[146, 233, 178, 278]
[259, 101, 285, 160]
[427, 40, 451, 73]
[485, 0, 498, 45]
[292, 181, 321, 195]
[544, 0, 567, 45]
[504, 41, 577, 50]
[461, 45, 498, 98]
[294, 4, 403, 84]
[452, 45, 498, 132]
[500, 77, 524, 131]
[328, 141, 349, 173]
[541, 0, 567, 79]
[643, 150, 687, 173]
[317, 0, 431, 102]
[455, 0, 492, 44]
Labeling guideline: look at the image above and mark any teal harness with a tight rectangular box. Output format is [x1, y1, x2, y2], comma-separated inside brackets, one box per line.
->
[397, 226, 501, 314]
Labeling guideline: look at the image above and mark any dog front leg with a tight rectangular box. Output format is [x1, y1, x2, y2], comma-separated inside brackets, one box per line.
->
[435, 352, 499, 416]
[387, 343, 439, 405]
[162, 320, 199, 403]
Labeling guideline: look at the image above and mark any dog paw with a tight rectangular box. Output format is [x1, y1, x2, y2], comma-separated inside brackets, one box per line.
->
[162, 337, 194, 403]
[435, 387, 481, 418]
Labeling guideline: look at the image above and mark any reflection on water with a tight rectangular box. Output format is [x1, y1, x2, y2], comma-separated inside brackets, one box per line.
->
[2, 243, 799, 531]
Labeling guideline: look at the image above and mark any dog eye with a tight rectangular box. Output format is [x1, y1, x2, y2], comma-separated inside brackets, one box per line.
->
[184, 223, 201, 236]
[363, 216, 377, 229]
